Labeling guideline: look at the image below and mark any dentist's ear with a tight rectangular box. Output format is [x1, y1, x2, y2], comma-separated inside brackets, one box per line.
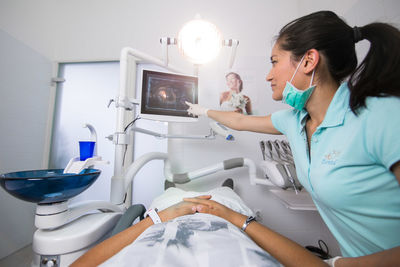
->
[303, 49, 319, 74]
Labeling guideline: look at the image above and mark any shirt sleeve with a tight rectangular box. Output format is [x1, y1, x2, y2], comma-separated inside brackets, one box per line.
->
[365, 97, 400, 169]
[271, 109, 295, 135]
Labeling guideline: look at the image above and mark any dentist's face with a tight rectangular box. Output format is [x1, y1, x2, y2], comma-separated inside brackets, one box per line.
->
[266, 43, 296, 101]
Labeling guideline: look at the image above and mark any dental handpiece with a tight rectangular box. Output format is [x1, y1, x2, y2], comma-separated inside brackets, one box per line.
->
[260, 141, 266, 160]
[288, 175, 299, 194]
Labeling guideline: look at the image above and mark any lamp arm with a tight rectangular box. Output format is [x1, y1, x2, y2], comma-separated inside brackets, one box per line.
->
[224, 39, 239, 69]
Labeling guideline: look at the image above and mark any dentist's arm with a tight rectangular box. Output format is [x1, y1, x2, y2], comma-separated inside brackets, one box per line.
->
[185, 102, 281, 134]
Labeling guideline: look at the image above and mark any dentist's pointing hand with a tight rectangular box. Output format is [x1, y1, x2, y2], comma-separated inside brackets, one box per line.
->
[185, 101, 210, 117]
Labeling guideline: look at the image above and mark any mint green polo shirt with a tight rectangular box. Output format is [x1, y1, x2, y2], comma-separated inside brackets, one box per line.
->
[271, 83, 400, 257]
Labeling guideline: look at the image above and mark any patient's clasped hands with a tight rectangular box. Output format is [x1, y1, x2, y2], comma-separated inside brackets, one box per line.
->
[183, 196, 245, 227]
[158, 195, 214, 222]
[158, 194, 243, 228]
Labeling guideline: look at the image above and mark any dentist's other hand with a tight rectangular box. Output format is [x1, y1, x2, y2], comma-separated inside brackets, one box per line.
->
[185, 101, 209, 117]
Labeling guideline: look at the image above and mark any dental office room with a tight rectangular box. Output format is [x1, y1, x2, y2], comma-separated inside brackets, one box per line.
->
[1, 0, 400, 266]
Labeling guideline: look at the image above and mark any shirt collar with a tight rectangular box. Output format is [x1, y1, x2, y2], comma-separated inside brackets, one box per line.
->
[297, 82, 350, 133]
[320, 82, 350, 128]
[297, 109, 309, 134]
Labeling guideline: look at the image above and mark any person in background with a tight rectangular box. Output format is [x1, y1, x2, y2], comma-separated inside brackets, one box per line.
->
[187, 10, 400, 267]
[220, 72, 252, 114]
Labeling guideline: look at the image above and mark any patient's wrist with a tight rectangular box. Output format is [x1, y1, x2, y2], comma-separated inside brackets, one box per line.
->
[229, 212, 247, 230]
[146, 208, 162, 224]
[241, 216, 256, 232]
[158, 209, 173, 223]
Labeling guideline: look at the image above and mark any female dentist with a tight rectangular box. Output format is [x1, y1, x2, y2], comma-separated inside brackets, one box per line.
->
[186, 10, 400, 267]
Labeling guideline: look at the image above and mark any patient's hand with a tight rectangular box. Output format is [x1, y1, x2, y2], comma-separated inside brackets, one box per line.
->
[183, 196, 239, 223]
[159, 196, 211, 222]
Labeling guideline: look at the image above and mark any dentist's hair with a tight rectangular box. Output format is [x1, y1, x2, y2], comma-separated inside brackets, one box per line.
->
[276, 10, 400, 114]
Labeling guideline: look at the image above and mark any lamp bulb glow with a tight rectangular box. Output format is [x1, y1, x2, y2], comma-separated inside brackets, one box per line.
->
[178, 19, 222, 65]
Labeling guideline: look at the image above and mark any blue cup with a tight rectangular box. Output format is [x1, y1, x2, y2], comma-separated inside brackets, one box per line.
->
[79, 141, 95, 161]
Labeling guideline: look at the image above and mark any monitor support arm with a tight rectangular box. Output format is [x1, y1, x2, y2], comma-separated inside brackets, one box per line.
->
[111, 48, 187, 206]
[108, 97, 140, 111]
[128, 126, 216, 140]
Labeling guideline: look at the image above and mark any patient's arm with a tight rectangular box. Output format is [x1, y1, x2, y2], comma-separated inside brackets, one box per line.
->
[71, 201, 203, 267]
[184, 197, 327, 267]
[244, 216, 400, 267]
[71, 215, 154, 267]
[185, 197, 400, 267]
[392, 160, 400, 185]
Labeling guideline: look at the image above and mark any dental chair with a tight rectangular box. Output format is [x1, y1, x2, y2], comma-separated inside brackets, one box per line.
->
[0, 40, 276, 266]
[0, 151, 270, 267]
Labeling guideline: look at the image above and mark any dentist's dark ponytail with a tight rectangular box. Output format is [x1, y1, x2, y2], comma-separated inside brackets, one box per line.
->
[277, 11, 400, 114]
[348, 23, 400, 113]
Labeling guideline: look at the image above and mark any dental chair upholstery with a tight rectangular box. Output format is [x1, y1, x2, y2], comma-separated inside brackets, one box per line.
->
[110, 204, 146, 236]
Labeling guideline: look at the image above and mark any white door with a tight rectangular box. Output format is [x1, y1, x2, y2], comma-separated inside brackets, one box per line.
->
[49, 61, 119, 203]
[48, 62, 168, 207]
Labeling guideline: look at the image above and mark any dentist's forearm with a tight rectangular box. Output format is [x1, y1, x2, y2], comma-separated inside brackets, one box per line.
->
[207, 109, 247, 130]
[207, 110, 282, 134]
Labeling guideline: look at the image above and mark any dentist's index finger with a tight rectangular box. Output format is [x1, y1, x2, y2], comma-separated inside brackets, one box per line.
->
[185, 101, 192, 106]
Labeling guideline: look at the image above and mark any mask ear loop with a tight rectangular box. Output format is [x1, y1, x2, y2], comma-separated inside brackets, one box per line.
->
[309, 69, 315, 87]
[289, 55, 306, 83]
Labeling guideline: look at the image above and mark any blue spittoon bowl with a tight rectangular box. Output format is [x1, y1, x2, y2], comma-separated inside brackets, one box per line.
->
[0, 169, 101, 204]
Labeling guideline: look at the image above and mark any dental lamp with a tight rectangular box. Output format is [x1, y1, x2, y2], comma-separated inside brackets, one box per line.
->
[177, 18, 222, 65]
[160, 15, 239, 70]
[0, 18, 240, 267]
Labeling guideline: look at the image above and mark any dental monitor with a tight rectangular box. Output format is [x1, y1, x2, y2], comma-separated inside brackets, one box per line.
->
[140, 70, 198, 122]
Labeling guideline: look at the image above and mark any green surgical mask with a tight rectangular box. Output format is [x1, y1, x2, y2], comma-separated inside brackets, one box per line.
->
[282, 55, 315, 110]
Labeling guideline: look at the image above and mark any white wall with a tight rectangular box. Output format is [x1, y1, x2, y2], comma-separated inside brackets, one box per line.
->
[1, 0, 399, 259]
[0, 29, 52, 258]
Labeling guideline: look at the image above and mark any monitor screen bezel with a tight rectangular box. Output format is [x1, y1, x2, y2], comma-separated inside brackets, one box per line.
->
[139, 69, 198, 123]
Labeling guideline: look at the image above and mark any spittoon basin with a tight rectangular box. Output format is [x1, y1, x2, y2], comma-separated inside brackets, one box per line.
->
[0, 169, 101, 204]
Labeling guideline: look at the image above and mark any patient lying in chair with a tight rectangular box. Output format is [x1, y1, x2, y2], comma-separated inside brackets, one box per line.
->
[72, 185, 281, 267]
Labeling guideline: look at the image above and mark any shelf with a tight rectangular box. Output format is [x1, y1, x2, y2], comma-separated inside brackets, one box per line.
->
[269, 189, 317, 211]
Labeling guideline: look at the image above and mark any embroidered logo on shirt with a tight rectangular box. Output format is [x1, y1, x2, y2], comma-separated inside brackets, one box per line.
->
[322, 150, 341, 165]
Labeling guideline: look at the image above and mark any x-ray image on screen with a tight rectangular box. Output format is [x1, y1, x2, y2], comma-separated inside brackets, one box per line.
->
[141, 70, 198, 121]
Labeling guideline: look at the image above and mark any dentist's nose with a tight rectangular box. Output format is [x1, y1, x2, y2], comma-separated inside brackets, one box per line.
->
[266, 69, 273, 82]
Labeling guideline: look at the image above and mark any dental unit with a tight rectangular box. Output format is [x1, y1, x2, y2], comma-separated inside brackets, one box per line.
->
[0, 17, 311, 267]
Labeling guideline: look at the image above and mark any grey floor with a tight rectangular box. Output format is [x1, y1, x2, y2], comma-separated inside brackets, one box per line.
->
[0, 244, 33, 267]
